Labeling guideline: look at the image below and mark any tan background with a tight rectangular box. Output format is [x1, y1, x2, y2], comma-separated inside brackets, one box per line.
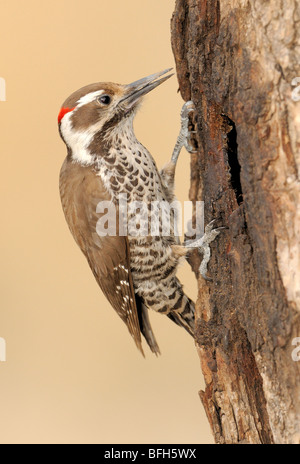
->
[0, 0, 213, 444]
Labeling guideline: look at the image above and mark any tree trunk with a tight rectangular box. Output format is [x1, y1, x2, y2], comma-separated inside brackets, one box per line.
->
[171, 0, 300, 444]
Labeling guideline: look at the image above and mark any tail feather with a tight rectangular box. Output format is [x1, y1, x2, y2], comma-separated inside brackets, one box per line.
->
[135, 290, 195, 355]
[136, 295, 161, 355]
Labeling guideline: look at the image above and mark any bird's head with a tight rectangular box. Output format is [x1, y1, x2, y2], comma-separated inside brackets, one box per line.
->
[58, 68, 173, 164]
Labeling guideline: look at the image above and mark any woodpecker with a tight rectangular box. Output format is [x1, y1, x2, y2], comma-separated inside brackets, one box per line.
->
[59, 69, 222, 355]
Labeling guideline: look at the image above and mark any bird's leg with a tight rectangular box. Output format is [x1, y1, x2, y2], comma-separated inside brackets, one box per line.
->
[160, 100, 197, 192]
[167, 101, 225, 280]
[171, 100, 197, 165]
[185, 220, 226, 281]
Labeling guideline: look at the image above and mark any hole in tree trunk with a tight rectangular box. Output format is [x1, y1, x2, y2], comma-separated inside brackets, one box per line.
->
[224, 117, 243, 206]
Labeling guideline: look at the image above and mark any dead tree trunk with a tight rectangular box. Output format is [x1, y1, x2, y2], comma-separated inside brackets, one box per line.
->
[171, 0, 300, 444]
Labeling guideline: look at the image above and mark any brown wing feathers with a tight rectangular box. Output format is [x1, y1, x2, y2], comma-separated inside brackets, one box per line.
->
[59, 160, 146, 355]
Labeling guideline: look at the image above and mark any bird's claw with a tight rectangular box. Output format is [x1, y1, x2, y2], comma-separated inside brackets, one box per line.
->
[171, 100, 197, 163]
[185, 219, 226, 280]
[180, 100, 196, 119]
[181, 101, 197, 154]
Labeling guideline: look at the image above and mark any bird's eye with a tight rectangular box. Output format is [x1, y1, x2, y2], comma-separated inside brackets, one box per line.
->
[98, 95, 111, 105]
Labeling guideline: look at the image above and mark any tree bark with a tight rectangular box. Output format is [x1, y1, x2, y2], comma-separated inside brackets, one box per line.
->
[171, 0, 300, 444]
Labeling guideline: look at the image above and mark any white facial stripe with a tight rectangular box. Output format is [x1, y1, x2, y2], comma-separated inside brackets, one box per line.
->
[60, 112, 94, 164]
[60, 111, 107, 165]
[76, 90, 105, 108]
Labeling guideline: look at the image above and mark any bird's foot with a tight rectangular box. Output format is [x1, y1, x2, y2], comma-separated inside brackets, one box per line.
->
[185, 219, 226, 281]
[180, 100, 197, 154]
[172, 101, 197, 163]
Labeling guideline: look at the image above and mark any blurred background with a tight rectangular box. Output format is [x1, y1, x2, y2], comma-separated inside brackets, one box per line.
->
[0, 0, 213, 444]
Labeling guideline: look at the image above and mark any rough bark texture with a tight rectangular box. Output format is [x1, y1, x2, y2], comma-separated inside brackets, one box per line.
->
[171, 0, 300, 444]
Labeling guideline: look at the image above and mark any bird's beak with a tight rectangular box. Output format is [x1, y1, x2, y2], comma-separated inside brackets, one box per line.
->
[120, 68, 174, 109]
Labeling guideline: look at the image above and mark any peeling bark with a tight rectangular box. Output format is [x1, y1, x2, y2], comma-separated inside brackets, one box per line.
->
[171, 0, 300, 444]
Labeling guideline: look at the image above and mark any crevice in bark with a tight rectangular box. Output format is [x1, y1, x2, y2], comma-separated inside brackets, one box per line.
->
[224, 116, 243, 206]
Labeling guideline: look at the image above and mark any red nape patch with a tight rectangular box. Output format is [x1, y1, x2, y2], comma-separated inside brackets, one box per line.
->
[58, 106, 75, 123]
